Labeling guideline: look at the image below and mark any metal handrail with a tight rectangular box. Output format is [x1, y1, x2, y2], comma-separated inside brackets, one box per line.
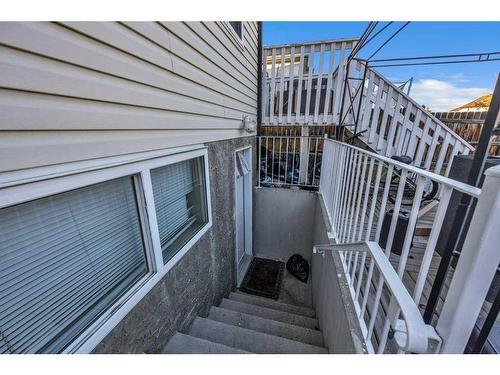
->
[326, 138, 481, 198]
[318, 139, 482, 353]
[258, 135, 324, 189]
[314, 241, 442, 353]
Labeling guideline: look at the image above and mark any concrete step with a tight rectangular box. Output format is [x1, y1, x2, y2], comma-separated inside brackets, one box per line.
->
[230, 291, 316, 318]
[219, 298, 319, 330]
[208, 306, 324, 347]
[188, 317, 327, 354]
[162, 332, 250, 354]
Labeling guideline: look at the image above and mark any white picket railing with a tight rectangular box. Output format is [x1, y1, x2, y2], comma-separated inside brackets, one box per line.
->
[261, 41, 474, 178]
[262, 39, 358, 126]
[318, 138, 481, 353]
[346, 63, 474, 177]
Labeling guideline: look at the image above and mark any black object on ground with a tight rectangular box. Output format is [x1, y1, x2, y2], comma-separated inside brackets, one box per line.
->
[240, 257, 285, 300]
[286, 254, 310, 283]
[378, 209, 414, 256]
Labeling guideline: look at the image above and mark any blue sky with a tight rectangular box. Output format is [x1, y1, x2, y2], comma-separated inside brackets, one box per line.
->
[264, 22, 500, 111]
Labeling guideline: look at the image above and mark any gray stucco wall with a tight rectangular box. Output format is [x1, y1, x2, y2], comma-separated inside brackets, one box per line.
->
[311, 195, 367, 354]
[93, 136, 255, 353]
[253, 188, 316, 263]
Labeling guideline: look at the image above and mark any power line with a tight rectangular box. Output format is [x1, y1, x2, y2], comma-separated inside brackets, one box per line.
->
[362, 22, 394, 49]
[367, 22, 411, 61]
[370, 57, 500, 68]
[348, 22, 377, 62]
[370, 51, 500, 63]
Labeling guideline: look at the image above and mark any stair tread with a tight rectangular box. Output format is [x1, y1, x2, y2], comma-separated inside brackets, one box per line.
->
[162, 332, 250, 354]
[220, 298, 319, 330]
[231, 291, 316, 317]
[188, 317, 327, 354]
[209, 306, 324, 347]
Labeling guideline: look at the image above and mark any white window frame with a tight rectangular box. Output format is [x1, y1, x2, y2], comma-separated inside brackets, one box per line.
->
[223, 21, 245, 47]
[0, 145, 212, 353]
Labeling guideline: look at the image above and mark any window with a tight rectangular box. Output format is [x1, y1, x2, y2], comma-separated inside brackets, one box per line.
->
[228, 21, 243, 42]
[0, 148, 211, 353]
[0, 176, 149, 353]
[151, 157, 208, 264]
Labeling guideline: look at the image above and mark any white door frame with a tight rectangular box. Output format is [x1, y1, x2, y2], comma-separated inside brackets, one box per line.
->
[234, 145, 253, 287]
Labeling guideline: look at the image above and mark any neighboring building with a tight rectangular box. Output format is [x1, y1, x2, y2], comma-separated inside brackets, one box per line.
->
[450, 93, 492, 112]
[266, 52, 309, 77]
[432, 93, 499, 155]
[0, 21, 258, 353]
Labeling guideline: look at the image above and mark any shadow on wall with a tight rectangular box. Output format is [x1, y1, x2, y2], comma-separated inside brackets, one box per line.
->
[253, 187, 366, 353]
[253, 187, 317, 263]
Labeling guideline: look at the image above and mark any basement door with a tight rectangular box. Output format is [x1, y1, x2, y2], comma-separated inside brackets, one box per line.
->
[235, 146, 253, 287]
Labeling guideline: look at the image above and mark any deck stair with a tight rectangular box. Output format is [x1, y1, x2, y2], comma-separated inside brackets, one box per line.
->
[163, 291, 328, 354]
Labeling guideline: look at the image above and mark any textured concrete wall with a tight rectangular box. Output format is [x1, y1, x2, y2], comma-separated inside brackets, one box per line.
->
[93, 136, 255, 353]
[253, 188, 316, 263]
[311, 195, 367, 354]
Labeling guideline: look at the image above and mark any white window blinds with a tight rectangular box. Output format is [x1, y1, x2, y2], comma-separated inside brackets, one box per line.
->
[151, 157, 208, 263]
[0, 176, 148, 353]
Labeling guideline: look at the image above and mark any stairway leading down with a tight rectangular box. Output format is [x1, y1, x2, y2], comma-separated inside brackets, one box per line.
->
[163, 291, 328, 354]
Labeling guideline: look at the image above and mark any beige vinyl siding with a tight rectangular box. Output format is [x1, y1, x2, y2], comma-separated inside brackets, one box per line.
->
[0, 21, 258, 172]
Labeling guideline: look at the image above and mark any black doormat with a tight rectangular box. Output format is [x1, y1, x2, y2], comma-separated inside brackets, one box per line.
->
[240, 257, 285, 300]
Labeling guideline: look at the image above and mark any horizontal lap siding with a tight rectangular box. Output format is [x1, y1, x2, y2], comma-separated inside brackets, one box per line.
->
[0, 21, 258, 172]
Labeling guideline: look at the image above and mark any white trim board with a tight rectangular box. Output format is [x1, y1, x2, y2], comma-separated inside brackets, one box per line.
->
[234, 145, 253, 287]
[0, 144, 204, 189]
[223, 21, 245, 49]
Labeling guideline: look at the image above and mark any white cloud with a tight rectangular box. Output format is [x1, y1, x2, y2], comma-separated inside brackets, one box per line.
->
[409, 79, 490, 112]
[448, 73, 470, 83]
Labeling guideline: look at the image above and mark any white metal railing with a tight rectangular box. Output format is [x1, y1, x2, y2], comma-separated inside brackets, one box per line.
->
[258, 136, 324, 188]
[262, 39, 358, 126]
[348, 63, 474, 177]
[318, 138, 481, 353]
[314, 242, 441, 354]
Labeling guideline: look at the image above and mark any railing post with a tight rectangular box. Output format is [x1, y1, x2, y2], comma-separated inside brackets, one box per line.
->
[299, 125, 310, 184]
[436, 164, 500, 353]
[257, 21, 263, 135]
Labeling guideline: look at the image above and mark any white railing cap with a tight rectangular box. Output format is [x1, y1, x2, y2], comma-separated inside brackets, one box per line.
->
[326, 139, 481, 198]
[264, 37, 359, 50]
[484, 163, 500, 178]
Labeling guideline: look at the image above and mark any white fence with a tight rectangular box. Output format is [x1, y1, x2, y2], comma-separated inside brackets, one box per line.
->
[318, 138, 481, 353]
[261, 40, 474, 179]
[262, 39, 357, 126]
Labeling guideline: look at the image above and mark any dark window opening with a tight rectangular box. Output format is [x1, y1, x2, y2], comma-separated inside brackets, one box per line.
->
[229, 22, 243, 39]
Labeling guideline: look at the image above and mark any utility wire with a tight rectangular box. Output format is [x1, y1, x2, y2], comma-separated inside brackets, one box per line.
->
[370, 57, 500, 68]
[354, 22, 378, 52]
[370, 51, 500, 63]
[361, 22, 394, 49]
[348, 22, 377, 61]
[367, 21, 411, 61]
